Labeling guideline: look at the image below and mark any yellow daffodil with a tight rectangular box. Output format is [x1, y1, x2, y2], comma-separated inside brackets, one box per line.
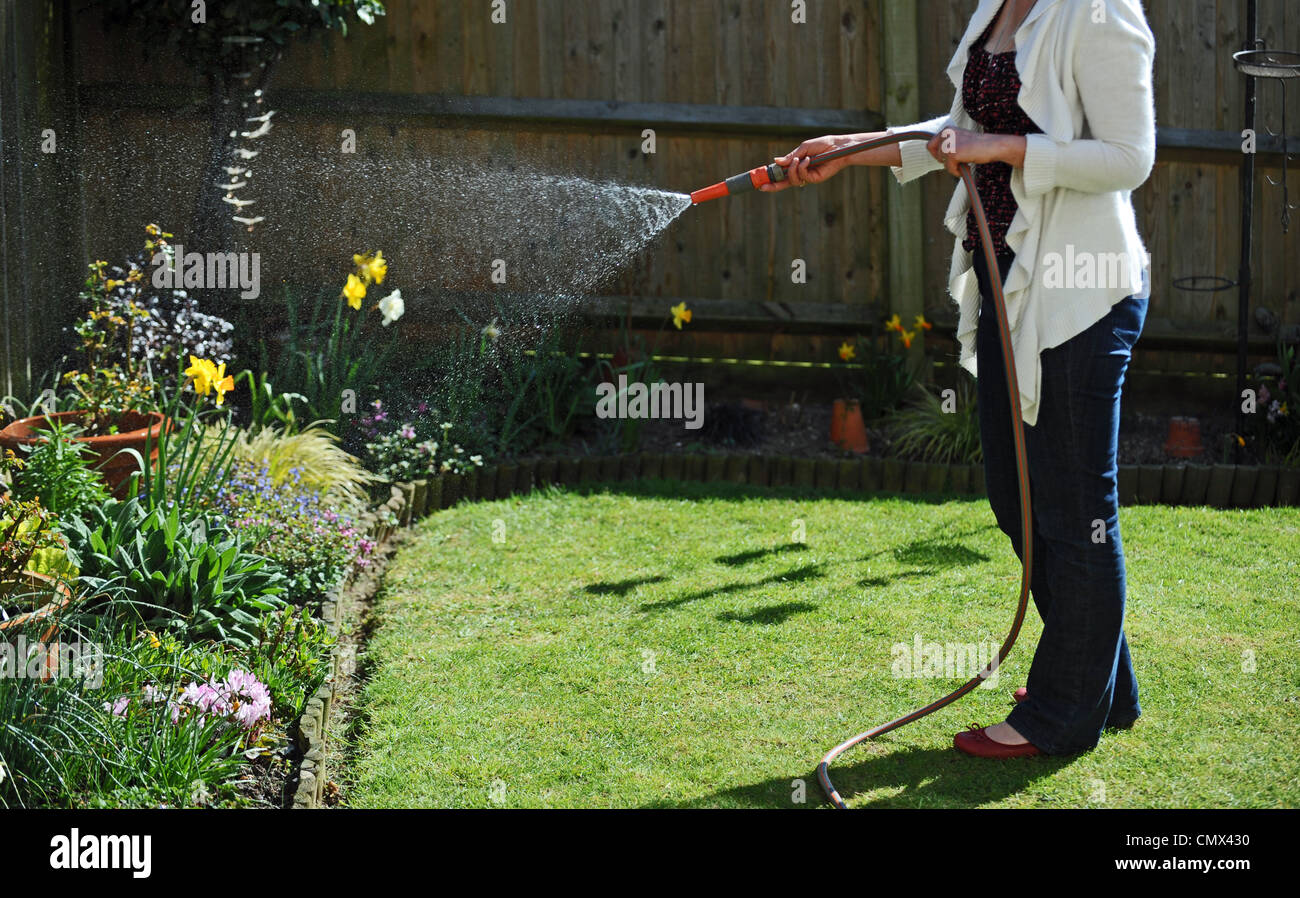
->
[343, 274, 366, 310]
[211, 362, 235, 407]
[914, 314, 932, 331]
[185, 355, 215, 396]
[885, 313, 902, 332]
[1235, 434, 1246, 448]
[899, 329, 916, 349]
[353, 250, 387, 285]
[838, 341, 856, 362]
[671, 301, 692, 330]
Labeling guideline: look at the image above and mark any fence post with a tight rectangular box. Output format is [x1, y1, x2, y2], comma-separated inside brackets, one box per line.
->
[882, 0, 927, 380]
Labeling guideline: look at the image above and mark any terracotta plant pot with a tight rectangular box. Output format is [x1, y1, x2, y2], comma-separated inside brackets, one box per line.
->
[1, 572, 75, 679]
[1164, 416, 1204, 458]
[830, 399, 847, 447]
[0, 411, 172, 494]
[840, 400, 870, 454]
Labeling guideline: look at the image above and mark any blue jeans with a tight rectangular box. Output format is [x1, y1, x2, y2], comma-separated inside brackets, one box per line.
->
[973, 250, 1145, 754]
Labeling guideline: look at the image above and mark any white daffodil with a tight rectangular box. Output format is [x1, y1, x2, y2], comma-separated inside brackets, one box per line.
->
[378, 289, 404, 327]
[481, 317, 500, 342]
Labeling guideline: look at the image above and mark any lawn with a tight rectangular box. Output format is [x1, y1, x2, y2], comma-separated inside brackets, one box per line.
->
[347, 481, 1300, 809]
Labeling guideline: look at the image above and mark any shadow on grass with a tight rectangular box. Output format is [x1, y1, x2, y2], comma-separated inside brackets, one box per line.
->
[858, 569, 932, 588]
[894, 542, 990, 567]
[638, 563, 827, 613]
[583, 575, 668, 596]
[715, 542, 808, 567]
[645, 744, 1076, 809]
[717, 601, 818, 625]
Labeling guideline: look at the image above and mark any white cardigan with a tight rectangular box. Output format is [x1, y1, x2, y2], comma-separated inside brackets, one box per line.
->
[887, 0, 1156, 426]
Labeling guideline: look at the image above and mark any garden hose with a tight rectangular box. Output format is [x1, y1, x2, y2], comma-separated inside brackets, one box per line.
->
[691, 130, 1034, 808]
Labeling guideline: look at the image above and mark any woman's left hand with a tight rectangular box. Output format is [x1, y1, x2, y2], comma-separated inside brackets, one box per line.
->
[925, 128, 1021, 176]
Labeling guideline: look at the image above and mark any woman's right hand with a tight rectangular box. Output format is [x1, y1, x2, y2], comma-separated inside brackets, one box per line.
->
[759, 134, 856, 193]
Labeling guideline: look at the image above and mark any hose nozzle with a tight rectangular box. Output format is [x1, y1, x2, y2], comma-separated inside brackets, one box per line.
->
[690, 162, 788, 205]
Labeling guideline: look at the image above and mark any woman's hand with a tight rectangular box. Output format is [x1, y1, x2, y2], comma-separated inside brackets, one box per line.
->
[758, 134, 857, 193]
[926, 128, 1026, 177]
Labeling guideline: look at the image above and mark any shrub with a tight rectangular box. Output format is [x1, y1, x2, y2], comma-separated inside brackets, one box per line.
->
[10, 420, 110, 519]
[215, 423, 376, 505]
[357, 400, 484, 482]
[888, 380, 983, 465]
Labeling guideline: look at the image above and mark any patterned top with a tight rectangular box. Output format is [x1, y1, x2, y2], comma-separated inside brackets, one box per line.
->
[961, 11, 1044, 258]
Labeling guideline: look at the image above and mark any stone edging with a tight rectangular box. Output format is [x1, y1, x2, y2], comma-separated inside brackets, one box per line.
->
[399, 454, 1300, 511]
[289, 485, 409, 809]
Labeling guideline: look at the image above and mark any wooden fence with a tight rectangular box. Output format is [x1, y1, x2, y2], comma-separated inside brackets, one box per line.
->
[4, 0, 1299, 406]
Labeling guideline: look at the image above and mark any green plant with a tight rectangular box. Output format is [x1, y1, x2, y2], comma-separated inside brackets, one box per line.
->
[0, 652, 115, 808]
[125, 360, 242, 517]
[835, 315, 929, 422]
[62, 497, 286, 648]
[213, 423, 375, 505]
[488, 324, 590, 456]
[238, 369, 308, 433]
[887, 380, 983, 465]
[270, 255, 401, 426]
[10, 420, 110, 519]
[363, 420, 484, 482]
[252, 606, 335, 719]
[0, 451, 63, 588]
[202, 460, 375, 604]
[1251, 335, 1300, 467]
[60, 226, 181, 433]
[585, 305, 681, 454]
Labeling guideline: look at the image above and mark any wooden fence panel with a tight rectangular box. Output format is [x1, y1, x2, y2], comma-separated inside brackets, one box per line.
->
[3, 0, 1298, 397]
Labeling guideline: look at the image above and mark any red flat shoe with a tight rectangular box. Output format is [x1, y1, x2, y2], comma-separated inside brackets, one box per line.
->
[954, 725, 1042, 758]
[1012, 687, 1027, 704]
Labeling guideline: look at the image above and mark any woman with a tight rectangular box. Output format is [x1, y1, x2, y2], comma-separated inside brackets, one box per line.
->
[762, 0, 1155, 758]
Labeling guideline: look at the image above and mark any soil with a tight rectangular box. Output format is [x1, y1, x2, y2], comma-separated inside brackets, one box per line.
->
[521, 398, 1252, 467]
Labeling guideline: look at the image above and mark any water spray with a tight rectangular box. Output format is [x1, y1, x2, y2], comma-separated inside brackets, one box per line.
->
[689, 130, 1034, 809]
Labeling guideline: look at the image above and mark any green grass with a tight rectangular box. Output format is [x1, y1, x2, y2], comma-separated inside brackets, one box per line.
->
[348, 481, 1300, 808]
